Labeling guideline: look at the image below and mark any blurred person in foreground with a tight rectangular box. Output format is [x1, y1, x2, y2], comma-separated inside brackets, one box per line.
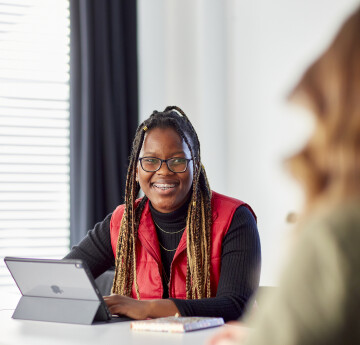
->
[208, 6, 360, 345]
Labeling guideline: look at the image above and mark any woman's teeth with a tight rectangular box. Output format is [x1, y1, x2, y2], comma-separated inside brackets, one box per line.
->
[153, 183, 176, 190]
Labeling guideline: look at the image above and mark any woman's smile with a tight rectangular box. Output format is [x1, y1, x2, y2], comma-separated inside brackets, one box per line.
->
[152, 182, 177, 191]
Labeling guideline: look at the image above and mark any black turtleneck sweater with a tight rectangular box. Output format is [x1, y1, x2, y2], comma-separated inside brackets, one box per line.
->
[150, 199, 188, 298]
[65, 199, 261, 322]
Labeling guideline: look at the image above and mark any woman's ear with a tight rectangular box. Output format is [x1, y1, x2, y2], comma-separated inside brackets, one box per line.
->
[135, 165, 139, 182]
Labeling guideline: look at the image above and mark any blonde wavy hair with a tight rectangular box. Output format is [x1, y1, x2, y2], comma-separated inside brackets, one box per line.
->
[287, 7, 360, 211]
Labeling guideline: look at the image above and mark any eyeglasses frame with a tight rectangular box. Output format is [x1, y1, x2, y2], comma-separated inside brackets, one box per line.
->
[138, 157, 193, 173]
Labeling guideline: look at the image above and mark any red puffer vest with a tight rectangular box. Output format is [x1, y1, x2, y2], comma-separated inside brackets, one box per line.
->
[110, 191, 255, 299]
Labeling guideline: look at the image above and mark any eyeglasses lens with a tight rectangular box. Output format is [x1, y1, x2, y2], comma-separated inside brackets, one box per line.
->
[141, 158, 188, 172]
[168, 158, 187, 172]
[141, 158, 161, 171]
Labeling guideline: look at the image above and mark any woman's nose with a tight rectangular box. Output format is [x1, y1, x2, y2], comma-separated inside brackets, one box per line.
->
[157, 160, 173, 174]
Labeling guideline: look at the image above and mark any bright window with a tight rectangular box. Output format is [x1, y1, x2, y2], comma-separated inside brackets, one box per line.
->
[0, 0, 70, 290]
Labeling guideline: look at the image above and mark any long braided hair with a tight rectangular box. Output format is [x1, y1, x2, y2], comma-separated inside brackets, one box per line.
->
[111, 106, 213, 299]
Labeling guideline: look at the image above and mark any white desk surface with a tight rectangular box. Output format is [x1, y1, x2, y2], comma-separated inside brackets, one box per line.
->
[0, 290, 224, 345]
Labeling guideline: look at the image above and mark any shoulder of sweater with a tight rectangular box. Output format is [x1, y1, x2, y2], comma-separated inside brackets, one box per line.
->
[303, 199, 360, 246]
[212, 190, 256, 221]
[211, 190, 246, 206]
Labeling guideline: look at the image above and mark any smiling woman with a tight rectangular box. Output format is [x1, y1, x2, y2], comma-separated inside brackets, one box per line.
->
[64, 106, 261, 321]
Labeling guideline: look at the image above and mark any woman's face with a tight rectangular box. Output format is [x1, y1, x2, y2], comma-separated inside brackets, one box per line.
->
[137, 127, 193, 213]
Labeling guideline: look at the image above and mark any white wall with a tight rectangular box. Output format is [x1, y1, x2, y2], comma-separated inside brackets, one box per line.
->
[138, 0, 229, 193]
[138, 0, 360, 285]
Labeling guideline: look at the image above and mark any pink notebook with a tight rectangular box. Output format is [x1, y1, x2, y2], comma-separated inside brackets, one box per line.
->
[130, 316, 224, 333]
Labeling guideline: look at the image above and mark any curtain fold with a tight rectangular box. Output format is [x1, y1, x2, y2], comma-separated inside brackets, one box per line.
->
[70, 0, 138, 246]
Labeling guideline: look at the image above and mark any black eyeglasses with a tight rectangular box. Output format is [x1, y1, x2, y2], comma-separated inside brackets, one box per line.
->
[139, 157, 192, 173]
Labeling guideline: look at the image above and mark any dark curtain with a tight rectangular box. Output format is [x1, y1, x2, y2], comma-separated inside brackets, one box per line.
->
[69, 0, 138, 246]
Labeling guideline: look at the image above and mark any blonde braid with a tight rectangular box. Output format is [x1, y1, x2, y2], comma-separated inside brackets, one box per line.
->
[111, 128, 145, 297]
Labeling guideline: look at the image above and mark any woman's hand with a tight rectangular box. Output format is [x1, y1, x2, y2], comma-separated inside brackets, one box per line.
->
[206, 321, 249, 345]
[103, 295, 150, 320]
[103, 295, 180, 320]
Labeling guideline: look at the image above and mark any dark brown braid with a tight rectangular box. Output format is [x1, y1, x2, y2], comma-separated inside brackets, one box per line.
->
[112, 106, 213, 299]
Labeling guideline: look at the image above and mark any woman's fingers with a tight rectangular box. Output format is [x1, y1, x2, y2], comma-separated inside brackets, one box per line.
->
[103, 294, 123, 306]
[103, 294, 149, 319]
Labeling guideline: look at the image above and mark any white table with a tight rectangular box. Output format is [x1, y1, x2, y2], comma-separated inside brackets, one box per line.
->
[0, 291, 224, 345]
